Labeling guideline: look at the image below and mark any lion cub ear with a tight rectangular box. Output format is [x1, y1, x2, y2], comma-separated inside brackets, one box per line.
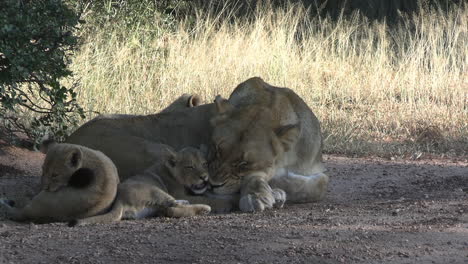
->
[40, 139, 57, 154]
[275, 124, 300, 152]
[214, 95, 234, 114]
[67, 148, 83, 169]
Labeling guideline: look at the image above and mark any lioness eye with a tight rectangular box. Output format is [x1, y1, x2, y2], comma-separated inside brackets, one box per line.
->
[238, 161, 249, 170]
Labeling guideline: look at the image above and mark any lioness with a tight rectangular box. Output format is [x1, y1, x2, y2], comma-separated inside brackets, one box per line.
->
[66, 77, 328, 212]
[70, 146, 213, 226]
[208, 77, 328, 212]
[0, 143, 119, 223]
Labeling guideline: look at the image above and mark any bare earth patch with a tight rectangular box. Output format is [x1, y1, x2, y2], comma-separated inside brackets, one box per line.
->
[0, 146, 467, 264]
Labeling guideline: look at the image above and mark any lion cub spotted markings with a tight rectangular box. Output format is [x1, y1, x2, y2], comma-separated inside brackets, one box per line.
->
[70, 146, 212, 226]
[0, 143, 119, 223]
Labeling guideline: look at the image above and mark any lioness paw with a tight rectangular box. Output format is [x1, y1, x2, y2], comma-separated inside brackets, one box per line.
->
[272, 188, 287, 208]
[239, 192, 275, 212]
[239, 194, 258, 212]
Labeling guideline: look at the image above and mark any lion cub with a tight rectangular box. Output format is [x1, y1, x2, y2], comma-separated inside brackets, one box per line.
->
[0, 142, 119, 223]
[70, 146, 212, 226]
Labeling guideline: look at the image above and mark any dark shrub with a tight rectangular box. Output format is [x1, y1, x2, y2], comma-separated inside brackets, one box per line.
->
[0, 0, 84, 146]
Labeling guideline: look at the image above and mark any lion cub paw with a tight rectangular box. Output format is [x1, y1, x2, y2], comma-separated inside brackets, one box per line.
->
[193, 204, 211, 215]
[272, 188, 286, 208]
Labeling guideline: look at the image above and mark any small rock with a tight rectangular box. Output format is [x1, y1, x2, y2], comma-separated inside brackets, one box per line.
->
[392, 209, 400, 216]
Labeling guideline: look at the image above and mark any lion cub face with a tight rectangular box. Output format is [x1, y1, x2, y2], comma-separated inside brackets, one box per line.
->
[208, 97, 300, 195]
[41, 143, 94, 192]
[167, 147, 209, 195]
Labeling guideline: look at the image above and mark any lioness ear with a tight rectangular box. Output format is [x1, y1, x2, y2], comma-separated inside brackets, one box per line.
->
[188, 94, 202, 107]
[275, 124, 300, 152]
[199, 144, 209, 157]
[68, 148, 83, 168]
[165, 149, 178, 168]
[214, 95, 233, 114]
[40, 139, 57, 154]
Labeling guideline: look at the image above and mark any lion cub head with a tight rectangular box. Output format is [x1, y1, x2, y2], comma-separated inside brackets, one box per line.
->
[40, 141, 114, 192]
[165, 146, 210, 195]
[208, 96, 300, 195]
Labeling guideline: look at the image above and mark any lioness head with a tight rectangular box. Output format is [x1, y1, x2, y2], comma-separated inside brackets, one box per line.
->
[165, 146, 210, 195]
[40, 142, 95, 192]
[208, 96, 300, 195]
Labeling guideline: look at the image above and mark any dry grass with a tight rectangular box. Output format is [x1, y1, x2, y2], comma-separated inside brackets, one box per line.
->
[71, 4, 467, 157]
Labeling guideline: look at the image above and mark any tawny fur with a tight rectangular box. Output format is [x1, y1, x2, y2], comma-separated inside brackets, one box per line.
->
[65, 77, 328, 213]
[72, 146, 227, 226]
[0, 143, 119, 223]
[208, 77, 328, 212]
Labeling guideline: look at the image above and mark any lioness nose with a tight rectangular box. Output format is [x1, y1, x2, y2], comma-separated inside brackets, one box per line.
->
[200, 174, 208, 181]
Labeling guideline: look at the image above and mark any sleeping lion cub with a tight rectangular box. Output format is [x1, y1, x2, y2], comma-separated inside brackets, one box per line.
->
[70, 146, 213, 226]
[0, 142, 119, 223]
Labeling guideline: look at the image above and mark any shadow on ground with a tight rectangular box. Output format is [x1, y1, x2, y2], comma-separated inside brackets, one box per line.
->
[0, 146, 467, 264]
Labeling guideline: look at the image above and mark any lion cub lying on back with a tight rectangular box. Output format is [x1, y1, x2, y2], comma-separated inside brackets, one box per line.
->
[0, 142, 119, 223]
[70, 146, 213, 226]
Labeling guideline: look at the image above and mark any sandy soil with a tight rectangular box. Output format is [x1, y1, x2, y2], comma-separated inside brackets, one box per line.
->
[0, 145, 467, 264]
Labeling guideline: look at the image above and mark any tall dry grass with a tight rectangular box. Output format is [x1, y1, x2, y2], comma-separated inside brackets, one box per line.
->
[71, 4, 467, 157]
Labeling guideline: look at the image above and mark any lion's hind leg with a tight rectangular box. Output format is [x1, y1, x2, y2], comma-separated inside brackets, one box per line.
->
[270, 170, 329, 204]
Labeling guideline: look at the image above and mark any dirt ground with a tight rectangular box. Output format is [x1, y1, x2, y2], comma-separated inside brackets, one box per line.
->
[0, 144, 466, 264]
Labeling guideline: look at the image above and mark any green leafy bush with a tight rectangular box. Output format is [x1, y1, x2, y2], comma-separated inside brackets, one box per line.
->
[0, 0, 84, 146]
[84, 0, 188, 28]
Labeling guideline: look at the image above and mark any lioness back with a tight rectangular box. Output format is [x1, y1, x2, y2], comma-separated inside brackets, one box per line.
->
[65, 102, 216, 181]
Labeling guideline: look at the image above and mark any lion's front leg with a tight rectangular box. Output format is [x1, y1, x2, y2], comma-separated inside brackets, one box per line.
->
[239, 174, 277, 212]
